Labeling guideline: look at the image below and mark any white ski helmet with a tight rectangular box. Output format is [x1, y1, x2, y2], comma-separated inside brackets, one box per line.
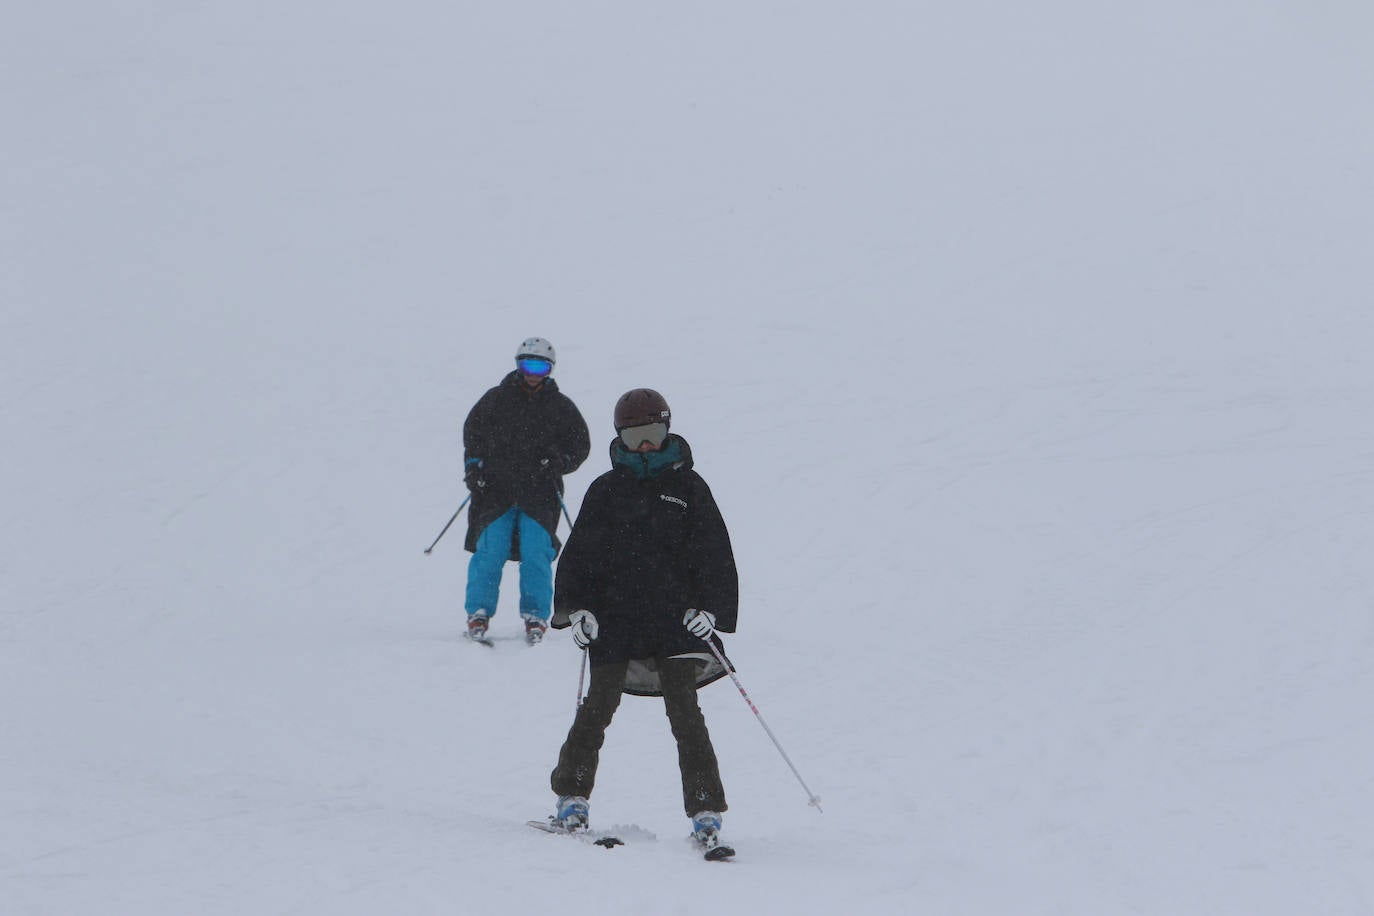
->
[515, 337, 556, 365]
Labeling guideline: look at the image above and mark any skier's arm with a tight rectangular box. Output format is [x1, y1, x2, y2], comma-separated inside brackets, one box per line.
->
[685, 475, 739, 633]
[554, 397, 591, 476]
[462, 392, 495, 469]
[551, 478, 610, 628]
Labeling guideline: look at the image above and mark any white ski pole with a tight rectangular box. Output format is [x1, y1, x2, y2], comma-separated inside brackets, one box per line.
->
[576, 648, 588, 709]
[703, 638, 823, 813]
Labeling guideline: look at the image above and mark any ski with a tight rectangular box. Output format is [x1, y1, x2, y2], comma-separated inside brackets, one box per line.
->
[693, 833, 735, 861]
[702, 842, 735, 861]
[527, 818, 624, 848]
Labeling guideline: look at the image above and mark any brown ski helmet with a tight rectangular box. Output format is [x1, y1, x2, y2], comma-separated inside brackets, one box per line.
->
[614, 388, 671, 430]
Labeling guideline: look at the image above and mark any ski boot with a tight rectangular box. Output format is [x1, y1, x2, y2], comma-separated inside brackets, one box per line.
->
[466, 613, 491, 642]
[554, 795, 589, 832]
[690, 811, 734, 861]
[523, 617, 548, 645]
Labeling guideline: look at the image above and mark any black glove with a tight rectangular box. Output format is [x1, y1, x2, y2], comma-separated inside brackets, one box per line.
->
[464, 459, 486, 492]
[539, 455, 566, 475]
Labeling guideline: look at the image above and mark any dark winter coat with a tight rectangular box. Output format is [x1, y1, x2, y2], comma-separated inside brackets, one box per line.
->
[551, 434, 738, 696]
[463, 372, 590, 558]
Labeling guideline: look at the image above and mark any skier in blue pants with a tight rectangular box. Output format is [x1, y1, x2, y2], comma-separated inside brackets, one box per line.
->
[461, 337, 589, 644]
[464, 508, 556, 628]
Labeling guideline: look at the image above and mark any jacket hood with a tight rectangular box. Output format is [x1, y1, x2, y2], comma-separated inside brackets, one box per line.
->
[608, 433, 693, 479]
[501, 370, 561, 394]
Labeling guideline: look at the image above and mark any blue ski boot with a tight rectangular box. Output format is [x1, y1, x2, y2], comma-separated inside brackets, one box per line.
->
[554, 795, 589, 832]
[690, 811, 734, 860]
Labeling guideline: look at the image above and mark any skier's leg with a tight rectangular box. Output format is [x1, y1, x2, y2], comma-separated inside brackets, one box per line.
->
[551, 660, 629, 800]
[659, 656, 728, 816]
[515, 511, 555, 624]
[464, 508, 516, 616]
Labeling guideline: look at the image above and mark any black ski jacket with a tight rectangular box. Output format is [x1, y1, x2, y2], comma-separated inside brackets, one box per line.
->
[462, 372, 590, 558]
[552, 434, 738, 695]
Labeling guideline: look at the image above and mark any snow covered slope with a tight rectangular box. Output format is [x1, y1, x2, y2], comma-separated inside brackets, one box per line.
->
[4, 2, 1372, 913]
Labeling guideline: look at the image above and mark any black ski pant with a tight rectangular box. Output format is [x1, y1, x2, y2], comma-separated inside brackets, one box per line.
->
[550, 656, 727, 816]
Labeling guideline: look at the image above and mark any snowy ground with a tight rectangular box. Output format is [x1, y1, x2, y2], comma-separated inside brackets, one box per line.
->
[4, 2, 1373, 914]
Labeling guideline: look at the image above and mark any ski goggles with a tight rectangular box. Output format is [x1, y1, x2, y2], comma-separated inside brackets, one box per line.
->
[516, 357, 552, 377]
[618, 422, 668, 450]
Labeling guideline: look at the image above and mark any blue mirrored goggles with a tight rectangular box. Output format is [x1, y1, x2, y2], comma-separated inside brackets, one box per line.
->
[516, 357, 552, 377]
[618, 422, 668, 450]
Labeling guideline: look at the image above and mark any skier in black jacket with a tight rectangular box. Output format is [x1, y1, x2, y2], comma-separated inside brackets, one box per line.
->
[546, 388, 739, 857]
[462, 338, 589, 645]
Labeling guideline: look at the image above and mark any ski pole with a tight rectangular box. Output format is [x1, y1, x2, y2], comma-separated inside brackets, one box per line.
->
[422, 494, 471, 555]
[576, 648, 588, 709]
[703, 638, 823, 813]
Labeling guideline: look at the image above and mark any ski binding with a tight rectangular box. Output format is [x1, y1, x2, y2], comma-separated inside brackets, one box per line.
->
[527, 818, 624, 849]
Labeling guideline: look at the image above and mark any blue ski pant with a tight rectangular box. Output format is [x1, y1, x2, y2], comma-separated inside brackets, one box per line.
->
[465, 508, 555, 622]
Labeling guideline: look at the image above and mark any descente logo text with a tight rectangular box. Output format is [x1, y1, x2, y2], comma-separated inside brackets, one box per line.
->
[659, 495, 688, 509]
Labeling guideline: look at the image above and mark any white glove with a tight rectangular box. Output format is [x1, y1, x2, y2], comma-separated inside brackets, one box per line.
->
[570, 610, 599, 649]
[682, 608, 716, 640]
